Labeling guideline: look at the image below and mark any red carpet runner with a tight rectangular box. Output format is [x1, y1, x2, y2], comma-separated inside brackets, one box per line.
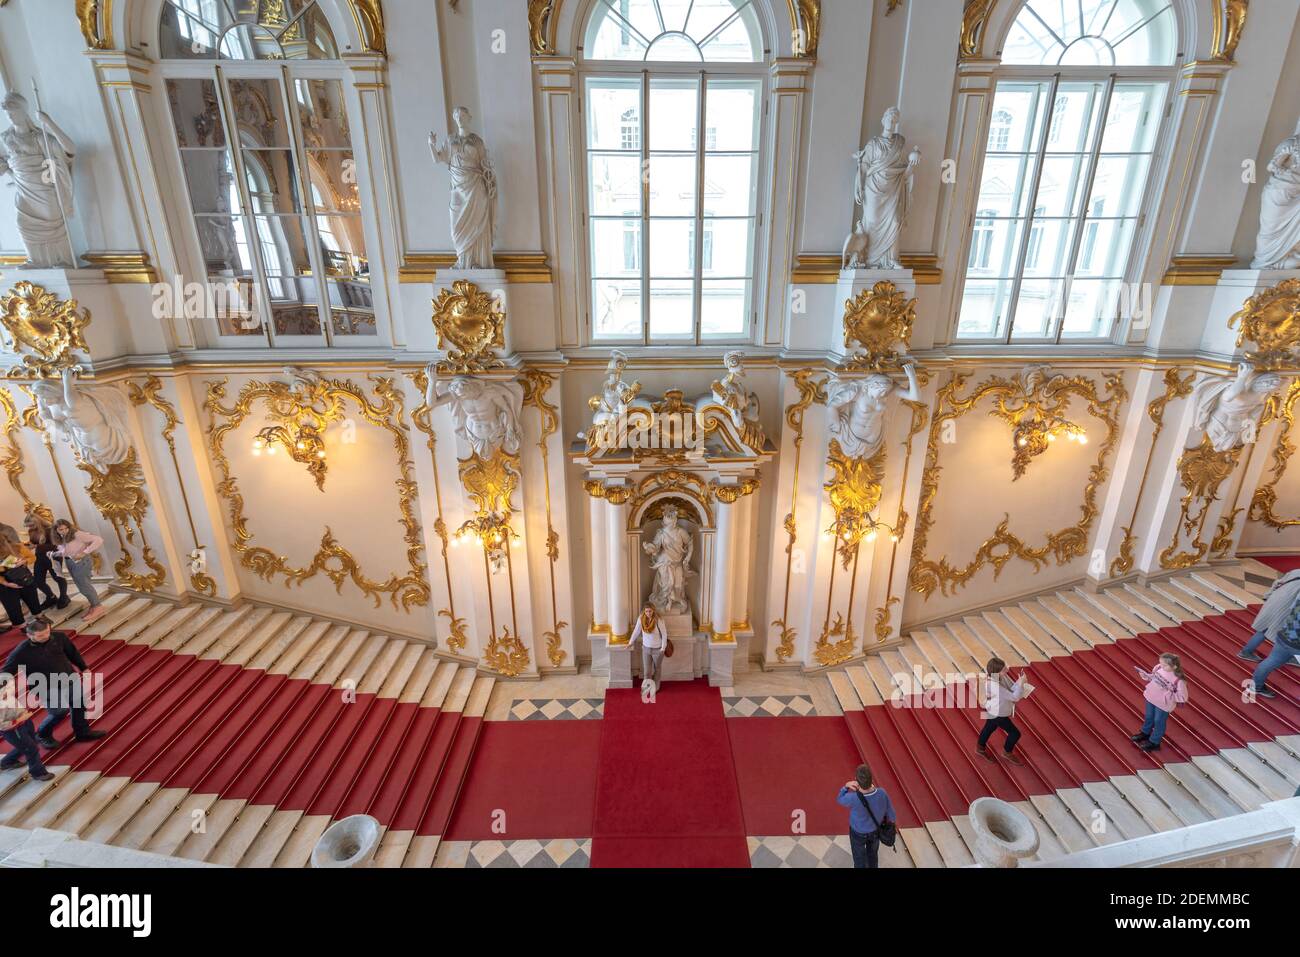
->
[590, 679, 749, 867]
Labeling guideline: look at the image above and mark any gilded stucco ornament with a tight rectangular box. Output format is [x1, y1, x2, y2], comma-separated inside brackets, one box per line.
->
[252, 368, 350, 491]
[1211, 0, 1249, 62]
[842, 280, 916, 373]
[1250, 377, 1300, 530]
[1159, 436, 1243, 569]
[528, 0, 558, 55]
[787, 0, 820, 56]
[959, 0, 998, 59]
[76, 0, 111, 50]
[1228, 278, 1300, 370]
[431, 279, 506, 375]
[484, 625, 531, 678]
[0, 282, 90, 379]
[814, 612, 856, 668]
[824, 441, 886, 571]
[990, 365, 1090, 481]
[521, 368, 567, 667]
[350, 0, 387, 55]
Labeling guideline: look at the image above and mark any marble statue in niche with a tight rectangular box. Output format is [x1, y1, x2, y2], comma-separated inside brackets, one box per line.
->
[711, 350, 760, 430]
[1193, 362, 1282, 453]
[643, 504, 693, 617]
[0, 91, 77, 268]
[427, 373, 522, 459]
[429, 106, 498, 270]
[1253, 118, 1300, 270]
[826, 362, 920, 460]
[31, 368, 132, 472]
[843, 107, 921, 270]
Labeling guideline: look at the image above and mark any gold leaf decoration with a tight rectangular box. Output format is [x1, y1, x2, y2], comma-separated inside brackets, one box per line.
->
[528, 0, 557, 55]
[874, 596, 900, 644]
[350, 0, 387, 55]
[0, 282, 91, 379]
[76, 0, 111, 50]
[1159, 435, 1243, 569]
[842, 280, 916, 372]
[431, 279, 506, 374]
[814, 612, 856, 667]
[439, 609, 469, 654]
[484, 625, 530, 678]
[1250, 377, 1300, 530]
[1210, 0, 1249, 62]
[824, 440, 886, 571]
[1228, 278, 1300, 370]
[787, 0, 820, 56]
[959, 0, 998, 59]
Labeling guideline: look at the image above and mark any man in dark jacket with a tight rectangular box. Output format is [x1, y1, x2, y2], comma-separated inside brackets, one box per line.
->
[0, 616, 106, 752]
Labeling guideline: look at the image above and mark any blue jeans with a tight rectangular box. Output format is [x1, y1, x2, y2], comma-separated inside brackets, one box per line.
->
[849, 828, 880, 869]
[63, 556, 100, 608]
[1141, 701, 1170, 745]
[38, 703, 91, 740]
[1243, 630, 1299, 690]
[1, 720, 47, 775]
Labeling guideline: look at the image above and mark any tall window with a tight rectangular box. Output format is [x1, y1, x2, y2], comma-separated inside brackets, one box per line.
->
[583, 0, 765, 343]
[160, 1, 376, 346]
[956, 0, 1176, 342]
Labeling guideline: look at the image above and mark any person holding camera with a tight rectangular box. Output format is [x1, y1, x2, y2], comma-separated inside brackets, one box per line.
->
[836, 763, 897, 869]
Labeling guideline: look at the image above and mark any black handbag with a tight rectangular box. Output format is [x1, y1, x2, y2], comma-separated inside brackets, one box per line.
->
[2, 563, 33, 588]
[857, 790, 898, 850]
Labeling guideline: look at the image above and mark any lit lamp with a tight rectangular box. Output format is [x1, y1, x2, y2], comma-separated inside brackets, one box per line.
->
[1010, 413, 1087, 480]
[251, 421, 330, 490]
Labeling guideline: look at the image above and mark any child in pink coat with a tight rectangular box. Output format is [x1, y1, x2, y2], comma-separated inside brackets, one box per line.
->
[1131, 653, 1188, 753]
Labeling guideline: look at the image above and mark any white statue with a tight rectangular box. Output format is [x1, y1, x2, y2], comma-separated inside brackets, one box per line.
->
[844, 107, 921, 270]
[1193, 362, 1282, 453]
[429, 107, 497, 270]
[30, 369, 133, 473]
[642, 505, 693, 617]
[826, 362, 920, 459]
[427, 372, 522, 459]
[711, 350, 760, 429]
[0, 91, 77, 268]
[1252, 118, 1300, 270]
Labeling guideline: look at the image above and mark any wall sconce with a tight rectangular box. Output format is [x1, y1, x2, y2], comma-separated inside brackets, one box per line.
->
[1011, 414, 1087, 480]
[247, 369, 346, 492]
[252, 422, 329, 490]
[452, 513, 519, 573]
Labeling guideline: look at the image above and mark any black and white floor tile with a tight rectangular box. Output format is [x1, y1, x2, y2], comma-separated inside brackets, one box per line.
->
[508, 698, 606, 721]
[723, 694, 817, 718]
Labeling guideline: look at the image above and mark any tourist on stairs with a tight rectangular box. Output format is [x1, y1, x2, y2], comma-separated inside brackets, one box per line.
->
[837, 763, 896, 869]
[0, 535, 44, 628]
[1132, 653, 1188, 752]
[49, 519, 106, 625]
[23, 515, 69, 611]
[629, 603, 668, 693]
[0, 667, 53, 781]
[0, 616, 106, 752]
[975, 657, 1026, 766]
[1238, 568, 1300, 699]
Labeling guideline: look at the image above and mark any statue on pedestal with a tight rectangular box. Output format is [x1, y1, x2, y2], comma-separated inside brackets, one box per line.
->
[30, 368, 132, 472]
[588, 349, 640, 447]
[0, 92, 77, 268]
[643, 505, 692, 617]
[843, 107, 920, 270]
[712, 351, 760, 428]
[427, 373, 521, 459]
[1192, 362, 1282, 453]
[826, 362, 920, 460]
[1253, 118, 1300, 270]
[429, 106, 497, 270]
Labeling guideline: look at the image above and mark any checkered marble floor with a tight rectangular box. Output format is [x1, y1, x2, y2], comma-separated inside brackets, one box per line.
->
[723, 694, 817, 718]
[508, 698, 605, 721]
[747, 835, 854, 868]
[435, 839, 592, 868]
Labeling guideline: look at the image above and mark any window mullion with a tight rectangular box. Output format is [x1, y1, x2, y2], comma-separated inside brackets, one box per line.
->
[282, 66, 333, 346]
[1055, 73, 1115, 344]
[217, 66, 275, 347]
[693, 72, 706, 344]
[641, 71, 650, 346]
[1003, 73, 1059, 343]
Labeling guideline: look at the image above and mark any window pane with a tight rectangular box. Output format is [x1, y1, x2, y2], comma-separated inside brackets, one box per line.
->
[591, 219, 642, 276]
[649, 280, 694, 338]
[168, 78, 226, 148]
[226, 78, 291, 147]
[648, 155, 697, 216]
[1036, 155, 1090, 217]
[256, 214, 313, 278]
[1046, 84, 1105, 154]
[958, 280, 1014, 339]
[328, 280, 376, 336]
[587, 79, 642, 151]
[1011, 280, 1060, 338]
[649, 78, 699, 150]
[1002, 0, 1176, 66]
[589, 154, 644, 216]
[701, 279, 749, 337]
[706, 80, 760, 151]
[704, 155, 757, 217]
[1021, 219, 1073, 277]
[1075, 217, 1137, 277]
[966, 218, 1027, 277]
[1101, 84, 1166, 153]
[987, 84, 1051, 154]
[316, 213, 367, 278]
[179, 151, 237, 214]
[295, 79, 352, 148]
[649, 219, 695, 278]
[583, 0, 761, 63]
[307, 150, 359, 213]
[975, 156, 1039, 218]
[1062, 279, 1122, 337]
[593, 279, 643, 338]
[698, 5, 763, 62]
[1088, 155, 1153, 218]
[702, 218, 752, 277]
[242, 149, 301, 214]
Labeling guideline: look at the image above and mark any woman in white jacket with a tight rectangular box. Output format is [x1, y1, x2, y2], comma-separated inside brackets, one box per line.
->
[629, 603, 668, 691]
[975, 657, 1026, 766]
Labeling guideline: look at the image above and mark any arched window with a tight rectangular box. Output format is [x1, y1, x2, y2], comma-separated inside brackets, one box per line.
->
[582, 0, 766, 344]
[159, 0, 376, 346]
[956, 0, 1176, 342]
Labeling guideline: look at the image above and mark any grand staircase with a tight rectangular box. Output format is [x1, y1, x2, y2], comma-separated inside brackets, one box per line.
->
[0, 594, 492, 867]
[827, 560, 1300, 867]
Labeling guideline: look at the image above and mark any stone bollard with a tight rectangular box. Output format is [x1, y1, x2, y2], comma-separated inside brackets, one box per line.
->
[969, 797, 1039, 868]
[311, 814, 382, 868]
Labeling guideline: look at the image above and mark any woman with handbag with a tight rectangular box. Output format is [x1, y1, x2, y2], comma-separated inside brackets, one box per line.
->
[836, 763, 897, 869]
[50, 519, 106, 625]
[629, 603, 669, 692]
[0, 537, 43, 628]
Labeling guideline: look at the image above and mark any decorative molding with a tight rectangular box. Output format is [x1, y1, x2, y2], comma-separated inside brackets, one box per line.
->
[910, 370, 1127, 598]
[528, 0, 558, 55]
[521, 368, 567, 668]
[0, 386, 51, 523]
[399, 252, 551, 284]
[76, 0, 112, 50]
[1209, 0, 1249, 62]
[792, 253, 941, 285]
[1228, 278, 1300, 370]
[1249, 377, 1300, 530]
[959, 0, 998, 60]
[824, 440, 886, 571]
[484, 626, 530, 677]
[431, 280, 506, 375]
[1159, 437, 1242, 569]
[204, 375, 430, 611]
[349, 0, 387, 55]
[0, 282, 90, 379]
[82, 252, 157, 284]
[410, 369, 463, 651]
[843, 280, 917, 372]
[1161, 255, 1237, 286]
[787, 0, 821, 56]
[813, 612, 855, 667]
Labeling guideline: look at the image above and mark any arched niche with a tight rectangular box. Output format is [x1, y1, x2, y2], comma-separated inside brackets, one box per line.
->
[549, 0, 791, 60]
[115, 0, 380, 57]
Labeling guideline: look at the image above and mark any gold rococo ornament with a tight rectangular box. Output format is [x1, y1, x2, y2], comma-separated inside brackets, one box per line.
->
[431, 279, 506, 375]
[842, 280, 916, 372]
[1228, 278, 1300, 370]
[0, 282, 91, 379]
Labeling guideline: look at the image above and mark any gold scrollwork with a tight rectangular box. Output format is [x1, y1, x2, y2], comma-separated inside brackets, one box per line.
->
[350, 0, 387, 55]
[484, 625, 530, 678]
[842, 280, 916, 372]
[1210, 0, 1249, 62]
[1159, 436, 1243, 569]
[824, 441, 886, 571]
[431, 279, 506, 375]
[0, 386, 50, 521]
[776, 369, 828, 663]
[1111, 368, 1196, 577]
[909, 369, 1127, 599]
[410, 369, 461, 649]
[710, 477, 759, 505]
[1250, 377, 1300, 530]
[874, 597, 900, 644]
[627, 469, 713, 528]
[76, 0, 111, 50]
[1228, 278, 1300, 370]
[959, 0, 998, 59]
[521, 368, 567, 667]
[439, 609, 469, 654]
[528, 0, 558, 55]
[787, 0, 820, 56]
[205, 375, 430, 611]
[813, 612, 856, 667]
[0, 282, 91, 379]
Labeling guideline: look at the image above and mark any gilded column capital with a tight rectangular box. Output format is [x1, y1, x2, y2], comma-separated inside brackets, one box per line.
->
[604, 486, 633, 506]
